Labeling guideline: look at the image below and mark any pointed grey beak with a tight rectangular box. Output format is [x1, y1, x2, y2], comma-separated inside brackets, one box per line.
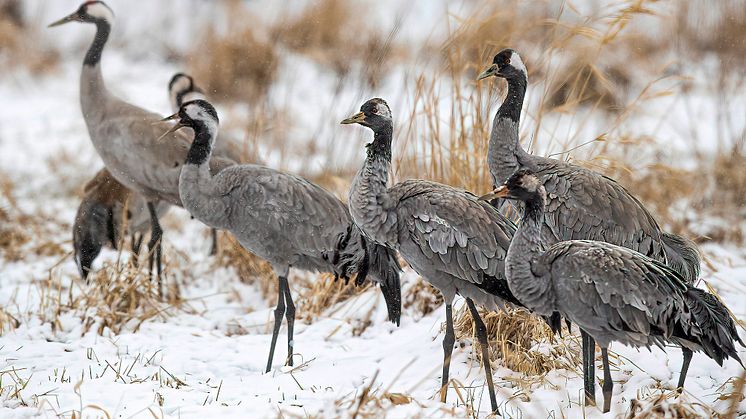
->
[48, 13, 80, 28]
[156, 113, 185, 141]
[477, 64, 498, 81]
[340, 112, 366, 125]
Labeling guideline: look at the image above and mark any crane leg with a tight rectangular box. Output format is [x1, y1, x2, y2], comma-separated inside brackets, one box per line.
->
[209, 228, 218, 256]
[131, 233, 143, 268]
[601, 347, 613, 413]
[677, 348, 693, 392]
[283, 277, 296, 367]
[146, 202, 163, 296]
[265, 275, 286, 373]
[581, 329, 596, 407]
[465, 298, 499, 414]
[439, 303, 455, 404]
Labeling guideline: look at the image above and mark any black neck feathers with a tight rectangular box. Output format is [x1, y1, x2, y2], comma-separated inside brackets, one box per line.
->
[523, 194, 545, 224]
[497, 75, 527, 123]
[84, 20, 111, 67]
[367, 123, 393, 161]
[185, 122, 213, 166]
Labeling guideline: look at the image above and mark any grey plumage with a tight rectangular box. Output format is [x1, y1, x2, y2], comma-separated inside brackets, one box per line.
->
[165, 99, 401, 373]
[51, 2, 237, 283]
[343, 98, 522, 414]
[478, 48, 702, 406]
[479, 49, 701, 283]
[496, 170, 743, 412]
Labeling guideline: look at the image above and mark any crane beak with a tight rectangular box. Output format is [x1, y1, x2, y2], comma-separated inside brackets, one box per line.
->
[48, 13, 80, 28]
[476, 64, 498, 81]
[340, 112, 366, 125]
[151, 112, 180, 126]
[156, 113, 186, 141]
[478, 185, 509, 201]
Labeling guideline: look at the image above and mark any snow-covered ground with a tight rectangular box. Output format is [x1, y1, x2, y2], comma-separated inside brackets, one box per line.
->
[1, 1, 745, 418]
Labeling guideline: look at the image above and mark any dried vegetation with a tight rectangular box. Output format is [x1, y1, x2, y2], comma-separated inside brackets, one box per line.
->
[0, 0, 58, 73]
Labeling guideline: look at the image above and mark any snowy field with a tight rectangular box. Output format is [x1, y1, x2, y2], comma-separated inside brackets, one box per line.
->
[1, 1, 745, 418]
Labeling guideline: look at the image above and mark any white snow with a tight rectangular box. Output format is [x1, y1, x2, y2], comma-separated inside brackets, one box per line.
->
[1, 1, 744, 418]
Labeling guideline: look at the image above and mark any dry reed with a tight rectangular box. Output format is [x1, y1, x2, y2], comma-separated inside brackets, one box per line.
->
[0, 0, 59, 73]
[402, 278, 443, 319]
[214, 233, 276, 301]
[187, 1, 277, 103]
[296, 273, 371, 324]
[453, 306, 580, 379]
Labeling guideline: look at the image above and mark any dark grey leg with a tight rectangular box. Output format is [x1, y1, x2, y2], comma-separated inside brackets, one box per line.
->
[131, 232, 143, 268]
[581, 330, 597, 407]
[146, 202, 163, 295]
[265, 276, 286, 373]
[677, 348, 693, 392]
[440, 303, 455, 403]
[283, 277, 296, 367]
[209, 228, 218, 256]
[465, 298, 499, 414]
[601, 347, 613, 413]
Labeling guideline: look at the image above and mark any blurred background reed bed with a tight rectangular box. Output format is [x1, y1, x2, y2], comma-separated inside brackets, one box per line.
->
[0, 0, 744, 417]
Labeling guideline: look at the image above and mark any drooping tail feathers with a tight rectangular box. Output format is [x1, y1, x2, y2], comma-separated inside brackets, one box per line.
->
[334, 224, 402, 326]
[662, 232, 701, 284]
[679, 287, 744, 367]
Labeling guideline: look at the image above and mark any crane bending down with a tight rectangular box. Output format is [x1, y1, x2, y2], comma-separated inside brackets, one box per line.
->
[160, 99, 401, 373]
[50, 1, 236, 289]
[343, 98, 528, 414]
[478, 48, 702, 405]
[73, 169, 170, 280]
[485, 170, 743, 412]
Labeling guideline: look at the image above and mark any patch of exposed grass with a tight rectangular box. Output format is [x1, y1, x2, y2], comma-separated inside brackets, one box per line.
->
[402, 278, 443, 319]
[453, 306, 580, 379]
[297, 273, 371, 324]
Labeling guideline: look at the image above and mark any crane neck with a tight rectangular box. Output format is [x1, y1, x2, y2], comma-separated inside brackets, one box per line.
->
[505, 191, 556, 315]
[84, 20, 111, 67]
[348, 122, 396, 247]
[497, 75, 526, 123]
[488, 74, 530, 186]
[369, 123, 393, 163]
[80, 20, 113, 128]
[185, 121, 217, 167]
[506, 193, 546, 277]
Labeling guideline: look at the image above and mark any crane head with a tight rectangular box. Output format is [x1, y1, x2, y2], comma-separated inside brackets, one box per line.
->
[340, 98, 392, 130]
[49, 1, 114, 28]
[477, 48, 527, 82]
[479, 169, 545, 204]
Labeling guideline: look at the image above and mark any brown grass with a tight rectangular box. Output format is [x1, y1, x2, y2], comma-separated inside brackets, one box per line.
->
[0, 0, 59, 74]
[188, 6, 277, 103]
[402, 278, 443, 319]
[0, 306, 20, 335]
[453, 306, 580, 379]
[0, 175, 67, 262]
[188, 26, 277, 102]
[33, 259, 185, 336]
[77, 262, 184, 335]
[297, 273, 372, 324]
[215, 233, 372, 321]
[271, 0, 402, 86]
[214, 233, 276, 301]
